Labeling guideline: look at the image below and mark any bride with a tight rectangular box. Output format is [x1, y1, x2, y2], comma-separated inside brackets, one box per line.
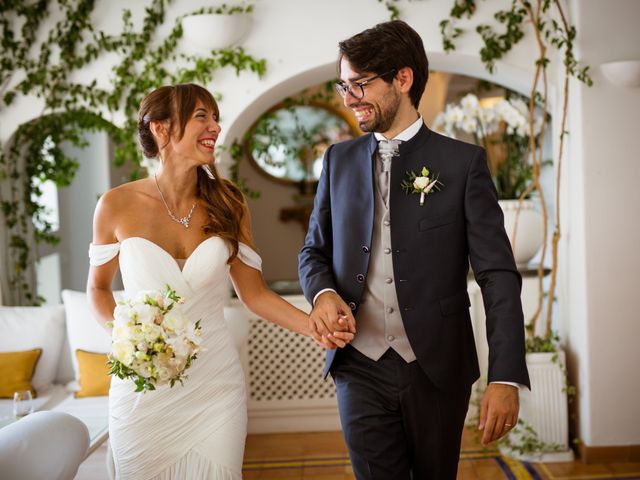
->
[87, 83, 353, 479]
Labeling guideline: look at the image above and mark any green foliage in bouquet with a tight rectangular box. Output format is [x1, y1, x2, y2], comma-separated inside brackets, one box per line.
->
[107, 285, 202, 393]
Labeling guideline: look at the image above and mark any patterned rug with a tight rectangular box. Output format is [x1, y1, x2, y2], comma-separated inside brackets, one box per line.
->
[243, 448, 640, 479]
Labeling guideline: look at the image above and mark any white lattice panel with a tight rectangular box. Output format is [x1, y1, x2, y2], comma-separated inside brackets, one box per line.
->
[248, 317, 336, 402]
[228, 295, 341, 433]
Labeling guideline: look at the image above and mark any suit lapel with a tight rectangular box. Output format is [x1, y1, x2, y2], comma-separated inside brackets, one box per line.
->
[347, 134, 377, 246]
[348, 133, 377, 211]
[389, 124, 432, 209]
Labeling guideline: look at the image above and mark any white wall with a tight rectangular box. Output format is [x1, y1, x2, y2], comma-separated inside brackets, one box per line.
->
[57, 131, 112, 293]
[2, 0, 639, 447]
[564, 0, 640, 446]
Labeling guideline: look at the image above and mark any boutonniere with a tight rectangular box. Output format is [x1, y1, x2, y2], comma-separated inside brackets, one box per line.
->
[401, 166, 443, 206]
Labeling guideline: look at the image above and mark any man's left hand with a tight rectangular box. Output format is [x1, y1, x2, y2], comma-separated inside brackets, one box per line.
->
[479, 383, 519, 446]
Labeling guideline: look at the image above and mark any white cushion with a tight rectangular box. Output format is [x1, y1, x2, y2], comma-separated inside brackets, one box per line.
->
[61, 290, 112, 385]
[0, 305, 66, 394]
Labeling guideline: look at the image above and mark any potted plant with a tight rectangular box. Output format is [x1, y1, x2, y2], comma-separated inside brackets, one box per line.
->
[439, 0, 593, 462]
[432, 91, 546, 266]
[181, 3, 254, 52]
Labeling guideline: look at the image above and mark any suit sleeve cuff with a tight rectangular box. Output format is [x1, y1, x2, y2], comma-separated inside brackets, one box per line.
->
[313, 288, 337, 306]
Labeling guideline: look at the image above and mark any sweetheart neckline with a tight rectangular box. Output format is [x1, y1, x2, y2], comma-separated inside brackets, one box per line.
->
[120, 236, 225, 272]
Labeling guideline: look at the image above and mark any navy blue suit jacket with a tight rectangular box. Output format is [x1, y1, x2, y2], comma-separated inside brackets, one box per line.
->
[298, 125, 530, 392]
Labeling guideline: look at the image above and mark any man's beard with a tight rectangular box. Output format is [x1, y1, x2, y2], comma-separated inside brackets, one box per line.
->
[357, 91, 401, 133]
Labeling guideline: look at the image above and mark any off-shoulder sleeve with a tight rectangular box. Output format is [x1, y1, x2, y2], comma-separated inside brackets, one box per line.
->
[238, 242, 262, 271]
[88, 242, 120, 266]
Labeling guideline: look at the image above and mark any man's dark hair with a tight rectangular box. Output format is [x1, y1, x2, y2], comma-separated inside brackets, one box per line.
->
[338, 20, 429, 109]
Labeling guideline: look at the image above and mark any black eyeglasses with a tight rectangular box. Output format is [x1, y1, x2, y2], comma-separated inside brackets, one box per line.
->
[334, 69, 397, 99]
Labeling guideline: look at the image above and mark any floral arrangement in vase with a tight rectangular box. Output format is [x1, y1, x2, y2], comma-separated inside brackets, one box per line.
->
[433, 93, 546, 200]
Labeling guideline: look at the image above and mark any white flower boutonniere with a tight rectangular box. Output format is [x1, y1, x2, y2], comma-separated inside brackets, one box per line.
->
[401, 166, 443, 206]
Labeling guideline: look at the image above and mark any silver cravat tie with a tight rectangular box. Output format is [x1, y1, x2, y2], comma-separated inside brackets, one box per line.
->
[377, 138, 402, 207]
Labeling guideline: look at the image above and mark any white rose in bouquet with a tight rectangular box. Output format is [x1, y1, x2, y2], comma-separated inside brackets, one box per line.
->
[163, 307, 189, 334]
[107, 285, 202, 393]
[111, 339, 135, 367]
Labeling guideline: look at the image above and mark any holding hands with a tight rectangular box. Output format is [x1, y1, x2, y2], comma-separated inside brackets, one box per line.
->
[309, 291, 357, 350]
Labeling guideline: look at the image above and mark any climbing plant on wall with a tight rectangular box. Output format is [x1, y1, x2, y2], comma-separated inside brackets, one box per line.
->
[0, 0, 265, 305]
[439, 0, 592, 338]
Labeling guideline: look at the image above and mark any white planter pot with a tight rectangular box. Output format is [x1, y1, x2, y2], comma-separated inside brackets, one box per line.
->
[500, 350, 575, 462]
[181, 13, 251, 51]
[499, 199, 544, 267]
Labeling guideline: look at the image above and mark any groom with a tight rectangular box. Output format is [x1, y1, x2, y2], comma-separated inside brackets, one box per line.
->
[298, 20, 530, 479]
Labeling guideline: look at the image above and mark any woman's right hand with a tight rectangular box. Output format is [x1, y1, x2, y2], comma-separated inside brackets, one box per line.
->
[309, 292, 356, 349]
[311, 313, 355, 349]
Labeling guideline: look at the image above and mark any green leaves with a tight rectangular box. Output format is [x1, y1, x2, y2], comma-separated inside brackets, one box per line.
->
[0, 1, 265, 304]
[440, 0, 592, 85]
[525, 330, 560, 353]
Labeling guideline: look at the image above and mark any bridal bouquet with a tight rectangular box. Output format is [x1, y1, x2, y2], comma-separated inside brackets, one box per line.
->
[107, 285, 202, 393]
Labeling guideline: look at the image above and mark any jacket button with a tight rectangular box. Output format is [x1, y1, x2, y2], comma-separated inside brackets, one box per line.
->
[362, 245, 370, 253]
[384, 248, 391, 254]
[385, 278, 393, 284]
[387, 335, 395, 342]
[356, 274, 365, 282]
[386, 306, 394, 314]
[383, 220, 390, 227]
[348, 302, 356, 310]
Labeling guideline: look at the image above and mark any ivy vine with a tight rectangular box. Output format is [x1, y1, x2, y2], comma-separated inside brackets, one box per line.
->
[377, 0, 428, 21]
[0, 0, 266, 305]
[439, 0, 593, 340]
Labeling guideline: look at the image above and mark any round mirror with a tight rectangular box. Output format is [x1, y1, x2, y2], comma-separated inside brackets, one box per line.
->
[245, 102, 358, 185]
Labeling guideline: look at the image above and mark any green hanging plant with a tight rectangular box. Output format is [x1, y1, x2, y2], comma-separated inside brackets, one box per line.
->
[0, 0, 266, 305]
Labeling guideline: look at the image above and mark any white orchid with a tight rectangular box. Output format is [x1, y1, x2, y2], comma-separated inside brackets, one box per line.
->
[434, 93, 543, 142]
[433, 92, 546, 200]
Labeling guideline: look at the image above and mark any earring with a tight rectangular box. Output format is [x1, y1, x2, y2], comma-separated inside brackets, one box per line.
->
[201, 164, 215, 180]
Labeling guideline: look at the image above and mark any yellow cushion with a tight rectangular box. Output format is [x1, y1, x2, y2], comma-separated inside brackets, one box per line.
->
[75, 350, 111, 398]
[0, 349, 42, 398]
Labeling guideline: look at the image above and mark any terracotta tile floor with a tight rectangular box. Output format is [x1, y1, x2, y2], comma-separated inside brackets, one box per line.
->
[243, 428, 640, 479]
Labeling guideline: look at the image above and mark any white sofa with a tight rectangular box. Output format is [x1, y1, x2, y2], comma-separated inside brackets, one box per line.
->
[0, 290, 112, 453]
[0, 290, 250, 458]
[0, 411, 90, 480]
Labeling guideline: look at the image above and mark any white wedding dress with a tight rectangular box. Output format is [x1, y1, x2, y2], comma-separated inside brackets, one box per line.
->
[89, 236, 261, 479]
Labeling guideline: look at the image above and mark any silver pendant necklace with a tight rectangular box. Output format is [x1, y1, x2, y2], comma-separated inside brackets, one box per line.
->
[154, 174, 197, 229]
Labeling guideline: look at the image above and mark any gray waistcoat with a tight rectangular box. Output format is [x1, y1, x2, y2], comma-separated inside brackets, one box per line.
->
[350, 151, 417, 363]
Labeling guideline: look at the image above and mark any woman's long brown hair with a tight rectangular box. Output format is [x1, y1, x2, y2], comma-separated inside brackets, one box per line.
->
[137, 83, 251, 263]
